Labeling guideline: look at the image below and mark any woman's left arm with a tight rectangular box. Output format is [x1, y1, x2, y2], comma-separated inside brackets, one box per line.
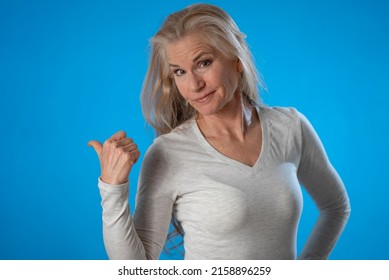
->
[296, 112, 351, 260]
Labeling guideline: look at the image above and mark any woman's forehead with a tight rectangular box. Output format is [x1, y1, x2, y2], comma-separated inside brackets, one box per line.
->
[166, 34, 216, 65]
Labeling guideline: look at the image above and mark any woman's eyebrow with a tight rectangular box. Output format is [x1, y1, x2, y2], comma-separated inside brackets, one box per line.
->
[169, 51, 214, 68]
[192, 51, 213, 62]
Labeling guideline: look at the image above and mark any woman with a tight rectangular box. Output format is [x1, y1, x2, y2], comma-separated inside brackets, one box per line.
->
[88, 4, 350, 260]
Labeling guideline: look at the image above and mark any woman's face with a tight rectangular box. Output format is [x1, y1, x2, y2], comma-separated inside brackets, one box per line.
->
[166, 33, 243, 116]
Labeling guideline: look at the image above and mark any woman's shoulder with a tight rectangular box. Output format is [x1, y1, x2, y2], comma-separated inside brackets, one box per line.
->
[145, 119, 197, 157]
[260, 106, 313, 162]
[259, 105, 303, 127]
[140, 119, 198, 186]
[155, 119, 196, 144]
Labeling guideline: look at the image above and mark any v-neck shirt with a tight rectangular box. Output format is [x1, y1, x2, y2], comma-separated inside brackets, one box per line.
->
[191, 106, 268, 174]
[98, 106, 350, 260]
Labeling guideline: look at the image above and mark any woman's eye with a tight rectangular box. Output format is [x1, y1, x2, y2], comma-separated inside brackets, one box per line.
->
[173, 69, 185, 76]
[199, 60, 212, 68]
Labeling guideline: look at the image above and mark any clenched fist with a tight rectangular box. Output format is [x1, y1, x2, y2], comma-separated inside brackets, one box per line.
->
[88, 130, 140, 185]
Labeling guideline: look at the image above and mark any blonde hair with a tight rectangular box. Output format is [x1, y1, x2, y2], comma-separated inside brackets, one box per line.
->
[141, 3, 263, 135]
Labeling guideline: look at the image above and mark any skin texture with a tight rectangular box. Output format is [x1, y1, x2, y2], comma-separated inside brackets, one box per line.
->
[166, 34, 241, 117]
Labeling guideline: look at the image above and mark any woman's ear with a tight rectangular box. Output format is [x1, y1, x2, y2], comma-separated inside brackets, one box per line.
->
[236, 58, 244, 73]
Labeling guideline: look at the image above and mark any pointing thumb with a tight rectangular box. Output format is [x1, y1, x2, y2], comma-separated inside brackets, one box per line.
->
[88, 140, 103, 161]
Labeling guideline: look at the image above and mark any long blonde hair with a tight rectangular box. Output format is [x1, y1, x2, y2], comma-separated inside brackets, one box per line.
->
[141, 3, 263, 135]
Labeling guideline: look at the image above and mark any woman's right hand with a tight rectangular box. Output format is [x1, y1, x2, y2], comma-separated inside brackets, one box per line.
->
[88, 131, 140, 185]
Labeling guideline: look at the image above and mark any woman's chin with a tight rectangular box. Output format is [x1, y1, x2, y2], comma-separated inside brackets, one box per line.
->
[193, 105, 220, 117]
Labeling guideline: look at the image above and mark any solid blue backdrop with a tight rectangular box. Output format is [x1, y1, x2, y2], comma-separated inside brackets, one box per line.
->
[0, 0, 388, 259]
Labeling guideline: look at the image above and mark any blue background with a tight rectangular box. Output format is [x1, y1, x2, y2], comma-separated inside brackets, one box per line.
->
[0, 0, 388, 260]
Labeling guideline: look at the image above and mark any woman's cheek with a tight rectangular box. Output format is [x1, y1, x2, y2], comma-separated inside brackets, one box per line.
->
[174, 80, 186, 98]
[177, 87, 188, 101]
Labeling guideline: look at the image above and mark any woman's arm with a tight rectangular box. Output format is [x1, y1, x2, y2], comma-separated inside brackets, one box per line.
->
[91, 132, 174, 259]
[98, 179, 147, 259]
[296, 113, 351, 259]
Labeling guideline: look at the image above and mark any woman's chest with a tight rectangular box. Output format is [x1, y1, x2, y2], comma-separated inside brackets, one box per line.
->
[173, 162, 303, 234]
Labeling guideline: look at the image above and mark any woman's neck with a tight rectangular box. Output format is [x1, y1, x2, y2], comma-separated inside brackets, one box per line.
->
[196, 92, 255, 142]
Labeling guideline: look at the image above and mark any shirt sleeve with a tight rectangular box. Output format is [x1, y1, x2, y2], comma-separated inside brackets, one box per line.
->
[98, 140, 175, 259]
[296, 112, 351, 259]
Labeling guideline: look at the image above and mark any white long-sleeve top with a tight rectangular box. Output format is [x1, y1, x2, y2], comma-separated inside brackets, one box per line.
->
[98, 106, 351, 259]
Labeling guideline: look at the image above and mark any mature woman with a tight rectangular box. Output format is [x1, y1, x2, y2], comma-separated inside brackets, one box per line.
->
[88, 4, 350, 260]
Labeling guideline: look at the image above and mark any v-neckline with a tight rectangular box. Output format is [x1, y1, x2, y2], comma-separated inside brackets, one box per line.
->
[190, 106, 269, 174]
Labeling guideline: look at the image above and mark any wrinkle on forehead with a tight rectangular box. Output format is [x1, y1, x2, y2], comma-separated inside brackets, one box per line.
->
[166, 34, 216, 66]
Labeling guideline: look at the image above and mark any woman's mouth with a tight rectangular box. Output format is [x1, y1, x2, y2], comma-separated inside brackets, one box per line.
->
[193, 91, 215, 104]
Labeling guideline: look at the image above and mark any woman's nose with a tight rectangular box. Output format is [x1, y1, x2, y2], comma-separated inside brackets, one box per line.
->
[189, 72, 205, 92]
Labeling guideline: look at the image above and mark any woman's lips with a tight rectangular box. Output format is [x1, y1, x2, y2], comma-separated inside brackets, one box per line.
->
[193, 91, 215, 104]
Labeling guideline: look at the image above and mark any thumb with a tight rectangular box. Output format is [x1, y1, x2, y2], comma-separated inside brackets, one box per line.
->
[88, 140, 103, 161]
